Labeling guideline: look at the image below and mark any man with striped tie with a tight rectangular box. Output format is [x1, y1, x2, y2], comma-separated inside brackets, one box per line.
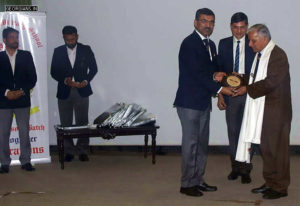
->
[217, 12, 255, 184]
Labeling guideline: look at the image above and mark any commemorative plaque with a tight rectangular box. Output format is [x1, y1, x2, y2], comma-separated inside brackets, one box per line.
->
[221, 73, 243, 88]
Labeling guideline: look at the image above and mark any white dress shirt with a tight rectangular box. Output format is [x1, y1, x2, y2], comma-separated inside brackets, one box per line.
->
[64, 44, 88, 86]
[67, 45, 77, 68]
[7, 50, 17, 74]
[66, 45, 77, 82]
[5, 50, 18, 96]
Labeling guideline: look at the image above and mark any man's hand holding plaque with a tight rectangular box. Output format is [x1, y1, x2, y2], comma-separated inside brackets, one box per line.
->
[232, 86, 247, 97]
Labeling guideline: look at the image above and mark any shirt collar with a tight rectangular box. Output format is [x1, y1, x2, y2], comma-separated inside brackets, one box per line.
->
[233, 35, 245, 43]
[259, 48, 265, 55]
[259, 42, 270, 55]
[195, 29, 209, 41]
[6, 49, 18, 57]
[66, 44, 77, 54]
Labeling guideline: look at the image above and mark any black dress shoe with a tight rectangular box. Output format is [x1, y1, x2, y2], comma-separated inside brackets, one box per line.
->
[263, 188, 287, 199]
[197, 182, 217, 192]
[79, 154, 89, 162]
[241, 174, 251, 184]
[64, 154, 74, 162]
[180, 186, 203, 197]
[251, 184, 270, 194]
[228, 171, 239, 180]
[0, 165, 9, 173]
[21, 163, 35, 171]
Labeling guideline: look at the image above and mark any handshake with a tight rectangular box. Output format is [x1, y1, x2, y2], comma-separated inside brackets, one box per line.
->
[214, 72, 247, 110]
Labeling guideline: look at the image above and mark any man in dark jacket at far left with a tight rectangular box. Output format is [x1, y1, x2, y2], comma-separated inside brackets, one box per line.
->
[0, 27, 37, 173]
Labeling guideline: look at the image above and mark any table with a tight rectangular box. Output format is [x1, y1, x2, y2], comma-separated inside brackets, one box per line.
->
[54, 125, 160, 169]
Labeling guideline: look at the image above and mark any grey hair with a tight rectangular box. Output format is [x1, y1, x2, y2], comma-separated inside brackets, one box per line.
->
[248, 24, 271, 39]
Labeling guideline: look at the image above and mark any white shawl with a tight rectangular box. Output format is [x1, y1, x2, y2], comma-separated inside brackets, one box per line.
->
[235, 40, 276, 163]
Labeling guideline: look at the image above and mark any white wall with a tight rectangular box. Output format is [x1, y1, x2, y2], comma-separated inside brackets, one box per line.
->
[36, 0, 300, 145]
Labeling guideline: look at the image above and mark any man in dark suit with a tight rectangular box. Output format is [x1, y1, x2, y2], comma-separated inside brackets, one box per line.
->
[234, 24, 292, 199]
[217, 12, 255, 183]
[51, 26, 98, 162]
[174, 8, 233, 197]
[0, 27, 37, 173]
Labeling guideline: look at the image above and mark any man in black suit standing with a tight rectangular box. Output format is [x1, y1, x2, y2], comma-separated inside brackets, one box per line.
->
[217, 12, 255, 183]
[174, 8, 233, 197]
[51, 26, 98, 162]
[0, 27, 37, 173]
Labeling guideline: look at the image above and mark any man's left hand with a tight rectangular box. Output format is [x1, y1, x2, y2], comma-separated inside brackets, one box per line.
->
[217, 94, 227, 110]
[14, 90, 25, 98]
[77, 80, 88, 88]
[233, 86, 247, 97]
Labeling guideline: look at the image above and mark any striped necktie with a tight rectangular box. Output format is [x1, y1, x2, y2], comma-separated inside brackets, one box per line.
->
[234, 40, 240, 73]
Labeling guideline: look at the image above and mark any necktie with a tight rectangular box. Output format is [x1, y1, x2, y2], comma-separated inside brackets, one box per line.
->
[252, 52, 262, 83]
[203, 38, 212, 61]
[234, 41, 240, 73]
[203, 38, 210, 52]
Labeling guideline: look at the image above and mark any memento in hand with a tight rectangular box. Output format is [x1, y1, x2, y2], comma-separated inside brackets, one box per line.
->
[221, 73, 242, 88]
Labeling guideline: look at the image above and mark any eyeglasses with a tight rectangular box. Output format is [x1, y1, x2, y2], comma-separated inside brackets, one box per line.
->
[198, 19, 215, 25]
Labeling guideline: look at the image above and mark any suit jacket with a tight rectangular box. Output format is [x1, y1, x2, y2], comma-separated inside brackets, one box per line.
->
[174, 31, 221, 111]
[0, 50, 37, 109]
[248, 45, 291, 192]
[51, 43, 98, 99]
[247, 45, 292, 124]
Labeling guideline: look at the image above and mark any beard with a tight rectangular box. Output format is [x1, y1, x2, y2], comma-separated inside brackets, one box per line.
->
[8, 42, 19, 49]
[66, 43, 77, 49]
